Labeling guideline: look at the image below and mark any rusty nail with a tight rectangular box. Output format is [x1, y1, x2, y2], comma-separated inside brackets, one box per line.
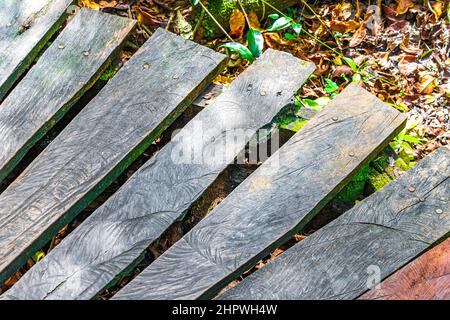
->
[332, 116, 338, 121]
[143, 62, 149, 69]
[419, 197, 425, 202]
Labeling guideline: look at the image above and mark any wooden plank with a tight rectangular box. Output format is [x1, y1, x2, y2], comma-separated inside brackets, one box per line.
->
[360, 238, 450, 300]
[0, 9, 136, 183]
[221, 148, 450, 300]
[0, 0, 74, 101]
[0, 28, 227, 285]
[1, 49, 315, 300]
[111, 84, 407, 300]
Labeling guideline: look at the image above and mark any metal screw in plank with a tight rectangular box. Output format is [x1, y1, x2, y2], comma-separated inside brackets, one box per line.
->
[408, 186, 416, 192]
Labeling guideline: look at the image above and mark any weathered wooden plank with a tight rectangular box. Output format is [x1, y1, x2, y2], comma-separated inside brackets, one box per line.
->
[221, 148, 450, 300]
[1, 49, 315, 300]
[111, 84, 407, 300]
[360, 238, 450, 300]
[0, 28, 227, 285]
[0, 0, 74, 101]
[0, 9, 135, 183]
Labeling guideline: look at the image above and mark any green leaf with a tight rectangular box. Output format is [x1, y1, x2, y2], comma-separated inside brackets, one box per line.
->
[191, 0, 199, 5]
[352, 73, 362, 84]
[247, 29, 264, 58]
[284, 32, 296, 40]
[268, 13, 280, 19]
[324, 79, 339, 93]
[267, 17, 292, 32]
[292, 23, 302, 35]
[32, 251, 45, 263]
[221, 42, 254, 62]
[300, 96, 331, 111]
[402, 134, 422, 144]
[342, 56, 358, 71]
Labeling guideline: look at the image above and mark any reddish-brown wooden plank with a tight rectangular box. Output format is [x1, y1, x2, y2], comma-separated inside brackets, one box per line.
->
[360, 238, 450, 300]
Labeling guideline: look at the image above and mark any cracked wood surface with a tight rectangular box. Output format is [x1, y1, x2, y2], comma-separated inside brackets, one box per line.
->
[0, 28, 226, 285]
[112, 84, 406, 300]
[360, 238, 450, 300]
[1, 49, 315, 300]
[221, 148, 450, 300]
[0, 0, 74, 101]
[0, 9, 135, 182]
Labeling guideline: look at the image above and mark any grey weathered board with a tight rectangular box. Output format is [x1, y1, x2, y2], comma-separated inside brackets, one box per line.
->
[0, 28, 226, 285]
[112, 84, 407, 300]
[221, 148, 450, 300]
[0, 0, 74, 101]
[1, 49, 315, 300]
[0, 9, 135, 182]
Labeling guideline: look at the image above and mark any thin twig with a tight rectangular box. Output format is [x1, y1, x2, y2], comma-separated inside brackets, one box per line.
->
[197, 0, 234, 42]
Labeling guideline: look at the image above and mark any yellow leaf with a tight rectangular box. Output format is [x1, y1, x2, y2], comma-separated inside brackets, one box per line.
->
[396, 0, 415, 15]
[78, 0, 101, 10]
[229, 9, 245, 38]
[432, 1, 443, 18]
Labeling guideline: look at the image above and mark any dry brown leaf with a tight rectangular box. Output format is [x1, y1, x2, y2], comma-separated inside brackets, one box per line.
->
[330, 20, 359, 34]
[397, 53, 419, 75]
[229, 8, 245, 38]
[400, 34, 423, 55]
[396, 0, 415, 15]
[99, 0, 117, 7]
[334, 2, 353, 20]
[135, 6, 159, 26]
[248, 11, 262, 30]
[349, 23, 367, 47]
[416, 74, 438, 94]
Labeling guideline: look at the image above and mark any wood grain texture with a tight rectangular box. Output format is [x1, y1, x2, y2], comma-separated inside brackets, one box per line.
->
[0, 28, 227, 285]
[0, 9, 135, 182]
[360, 238, 450, 300]
[221, 148, 450, 300]
[112, 84, 407, 300]
[0, 0, 74, 101]
[1, 49, 315, 300]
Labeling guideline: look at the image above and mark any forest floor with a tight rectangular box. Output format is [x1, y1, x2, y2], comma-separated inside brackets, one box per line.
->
[2, 0, 449, 297]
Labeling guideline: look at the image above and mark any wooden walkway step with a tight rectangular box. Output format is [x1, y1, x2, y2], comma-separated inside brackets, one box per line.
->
[220, 148, 449, 300]
[360, 238, 450, 300]
[0, 0, 74, 101]
[0, 8, 135, 182]
[0, 28, 226, 285]
[111, 84, 406, 300]
[1, 49, 316, 300]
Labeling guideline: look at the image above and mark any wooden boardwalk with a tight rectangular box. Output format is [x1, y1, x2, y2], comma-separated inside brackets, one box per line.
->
[0, 8, 135, 182]
[220, 148, 449, 299]
[0, 6, 448, 301]
[0, 0, 74, 101]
